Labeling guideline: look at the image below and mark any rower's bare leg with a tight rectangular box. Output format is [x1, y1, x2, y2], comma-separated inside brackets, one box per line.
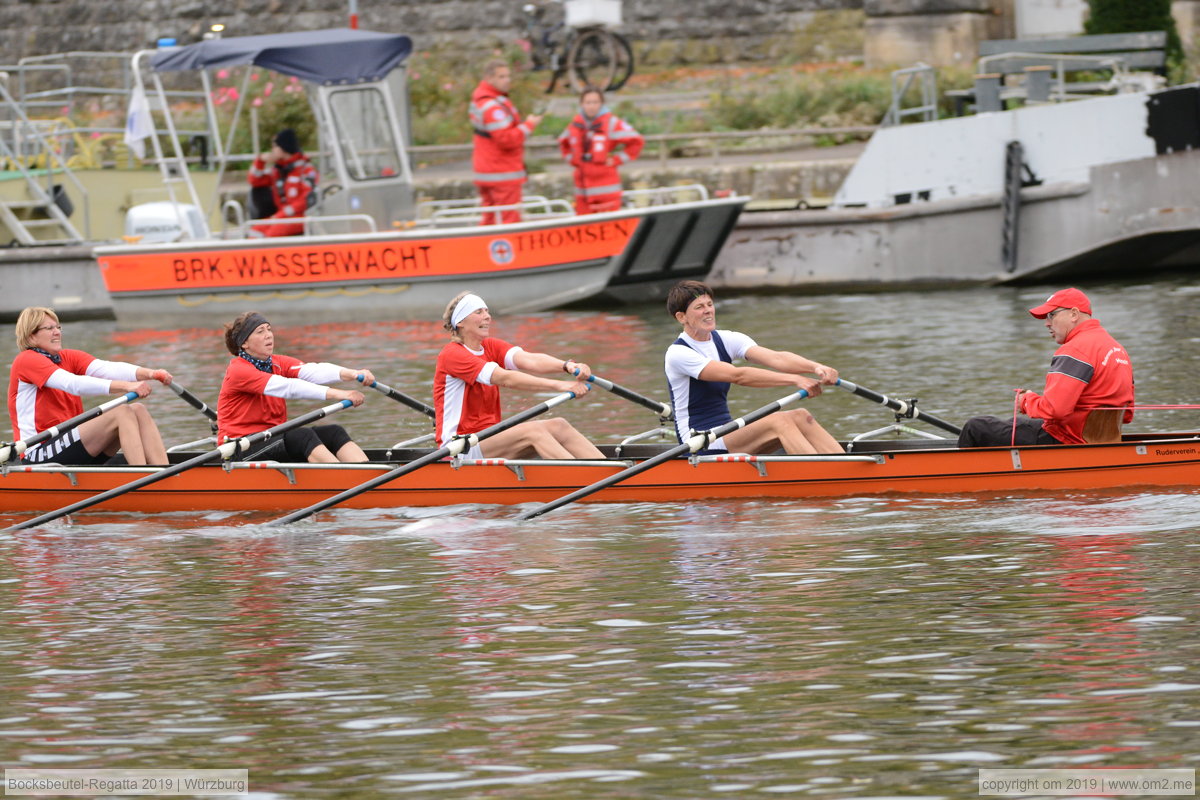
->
[306, 445, 339, 463]
[77, 414, 122, 460]
[541, 418, 604, 459]
[335, 441, 369, 462]
[786, 409, 843, 454]
[130, 404, 169, 464]
[724, 415, 816, 455]
[480, 421, 574, 459]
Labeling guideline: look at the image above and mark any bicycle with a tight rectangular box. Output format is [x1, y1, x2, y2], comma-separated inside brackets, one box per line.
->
[518, 0, 634, 94]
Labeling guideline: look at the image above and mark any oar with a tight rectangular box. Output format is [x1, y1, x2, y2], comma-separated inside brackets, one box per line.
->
[357, 375, 436, 420]
[518, 387, 812, 521]
[588, 375, 673, 421]
[6, 399, 354, 531]
[269, 390, 580, 526]
[836, 378, 962, 436]
[168, 381, 218, 433]
[0, 391, 140, 464]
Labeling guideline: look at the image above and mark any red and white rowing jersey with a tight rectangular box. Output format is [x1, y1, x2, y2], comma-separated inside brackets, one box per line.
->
[433, 338, 521, 445]
[217, 354, 337, 442]
[8, 348, 133, 445]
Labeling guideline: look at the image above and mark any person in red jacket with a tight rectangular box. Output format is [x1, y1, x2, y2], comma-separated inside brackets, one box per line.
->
[217, 311, 371, 463]
[8, 306, 171, 465]
[958, 288, 1135, 447]
[559, 86, 644, 215]
[470, 60, 542, 225]
[247, 128, 319, 237]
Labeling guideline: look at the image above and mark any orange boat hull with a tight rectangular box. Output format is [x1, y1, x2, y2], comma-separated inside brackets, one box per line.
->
[2, 437, 1199, 516]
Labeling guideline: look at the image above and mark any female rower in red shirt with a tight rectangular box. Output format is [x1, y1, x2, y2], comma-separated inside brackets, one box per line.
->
[217, 311, 372, 462]
[8, 306, 171, 465]
[434, 291, 603, 459]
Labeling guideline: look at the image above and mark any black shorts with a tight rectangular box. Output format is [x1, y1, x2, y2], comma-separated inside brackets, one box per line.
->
[23, 428, 110, 466]
[236, 424, 354, 462]
[958, 415, 1063, 448]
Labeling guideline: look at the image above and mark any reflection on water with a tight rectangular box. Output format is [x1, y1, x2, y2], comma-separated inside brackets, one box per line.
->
[1, 280, 1200, 797]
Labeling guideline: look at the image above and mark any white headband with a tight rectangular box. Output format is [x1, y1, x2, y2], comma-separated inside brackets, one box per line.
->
[450, 294, 487, 329]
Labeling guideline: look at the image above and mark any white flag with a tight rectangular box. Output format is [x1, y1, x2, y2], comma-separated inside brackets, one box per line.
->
[123, 84, 155, 160]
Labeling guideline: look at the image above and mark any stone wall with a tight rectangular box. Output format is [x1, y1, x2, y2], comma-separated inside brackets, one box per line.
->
[0, 0, 864, 66]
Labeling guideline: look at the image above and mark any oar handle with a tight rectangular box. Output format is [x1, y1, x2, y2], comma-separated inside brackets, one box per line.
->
[518, 388, 810, 521]
[168, 381, 219, 433]
[269, 391, 578, 526]
[588, 375, 674, 421]
[6, 399, 354, 531]
[1, 391, 140, 463]
[357, 374, 436, 420]
[836, 379, 962, 436]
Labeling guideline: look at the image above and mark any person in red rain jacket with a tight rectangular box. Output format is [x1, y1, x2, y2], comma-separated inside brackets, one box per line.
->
[247, 128, 319, 237]
[470, 60, 542, 225]
[958, 288, 1135, 447]
[558, 86, 644, 215]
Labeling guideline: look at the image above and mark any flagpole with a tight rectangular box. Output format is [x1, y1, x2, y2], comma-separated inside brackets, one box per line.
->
[349, 0, 358, 28]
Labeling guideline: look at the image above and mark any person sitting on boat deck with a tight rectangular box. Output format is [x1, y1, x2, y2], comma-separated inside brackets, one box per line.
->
[664, 280, 843, 455]
[217, 311, 370, 463]
[434, 291, 603, 460]
[247, 128, 318, 238]
[470, 59, 542, 225]
[958, 288, 1134, 448]
[7, 306, 172, 466]
[558, 85, 644, 215]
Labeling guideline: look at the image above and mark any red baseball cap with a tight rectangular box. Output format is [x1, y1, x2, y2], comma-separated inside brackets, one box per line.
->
[1029, 287, 1092, 318]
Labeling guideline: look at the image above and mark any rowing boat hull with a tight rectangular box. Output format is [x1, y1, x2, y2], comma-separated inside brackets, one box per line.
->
[2, 437, 1198, 516]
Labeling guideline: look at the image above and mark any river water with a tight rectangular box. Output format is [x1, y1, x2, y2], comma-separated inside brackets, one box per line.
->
[1, 279, 1199, 798]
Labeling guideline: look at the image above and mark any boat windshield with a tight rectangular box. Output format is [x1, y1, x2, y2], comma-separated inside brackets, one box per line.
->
[328, 87, 403, 182]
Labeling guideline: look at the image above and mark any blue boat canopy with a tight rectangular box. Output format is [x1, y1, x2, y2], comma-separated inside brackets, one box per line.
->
[150, 29, 413, 85]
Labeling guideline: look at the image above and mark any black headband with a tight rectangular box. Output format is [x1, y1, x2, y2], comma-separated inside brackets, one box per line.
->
[234, 313, 270, 348]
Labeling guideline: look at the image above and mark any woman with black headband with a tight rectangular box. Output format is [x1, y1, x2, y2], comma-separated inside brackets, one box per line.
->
[7, 306, 171, 465]
[216, 311, 371, 462]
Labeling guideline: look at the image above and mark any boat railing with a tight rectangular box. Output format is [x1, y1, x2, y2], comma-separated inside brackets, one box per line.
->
[881, 63, 938, 127]
[217, 212, 379, 240]
[692, 453, 883, 464]
[415, 196, 575, 228]
[622, 184, 709, 206]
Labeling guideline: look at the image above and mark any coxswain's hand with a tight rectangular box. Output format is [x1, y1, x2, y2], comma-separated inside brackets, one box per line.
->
[526, 113, 544, 129]
[150, 369, 173, 385]
[813, 364, 838, 384]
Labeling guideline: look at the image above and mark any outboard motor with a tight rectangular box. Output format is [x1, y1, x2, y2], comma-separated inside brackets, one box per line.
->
[124, 202, 207, 243]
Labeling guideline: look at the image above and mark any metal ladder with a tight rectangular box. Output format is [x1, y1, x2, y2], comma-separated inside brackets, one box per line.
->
[0, 82, 84, 245]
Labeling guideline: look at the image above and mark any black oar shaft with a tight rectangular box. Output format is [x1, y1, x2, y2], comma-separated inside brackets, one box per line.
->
[270, 391, 577, 525]
[359, 376, 436, 419]
[168, 382, 218, 422]
[1, 391, 139, 463]
[7, 400, 353, 531]
[589, 375, 673, 420]
[836, 379, 962, 436]
[518, 388, 810, 521]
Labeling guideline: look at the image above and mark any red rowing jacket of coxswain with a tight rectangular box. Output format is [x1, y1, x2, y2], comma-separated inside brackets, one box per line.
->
[558, 107, 643, 197]
[469, 80, 535, 184]
[217, 354, 341, 443]
[8, 349, 138, 445]
[1019, 318, 1135, 444]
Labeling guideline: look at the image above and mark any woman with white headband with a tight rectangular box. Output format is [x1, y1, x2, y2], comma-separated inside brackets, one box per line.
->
[216, 311, 372, 463]
[434, 292, 604, 459]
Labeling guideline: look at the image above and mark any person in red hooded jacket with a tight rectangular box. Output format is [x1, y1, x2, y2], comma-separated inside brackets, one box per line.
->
[558, 86, 644, 215]
[958, 288, 1135, 447]
[470, 60, 542, 225]
[247, 128, 319, 237]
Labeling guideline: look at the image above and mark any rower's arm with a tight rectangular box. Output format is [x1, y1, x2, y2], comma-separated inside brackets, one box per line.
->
[745, 346, 837, 383]
[698, 360, 820, 393]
